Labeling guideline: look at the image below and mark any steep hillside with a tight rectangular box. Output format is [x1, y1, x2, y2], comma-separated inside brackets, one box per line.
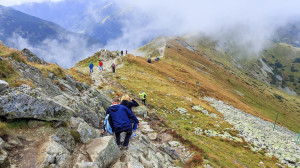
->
[78, 38, 299, 167]
[0, 5, 101, 46]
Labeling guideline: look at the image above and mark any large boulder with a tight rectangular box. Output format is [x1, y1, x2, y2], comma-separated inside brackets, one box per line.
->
[132, 106, 147, 117]
[37, 136, 71, 168]
[85, 136, 121, 168]
[0, 80, 8, 92]
[0, 85, 74, 121]
[77, 122, 101, 144]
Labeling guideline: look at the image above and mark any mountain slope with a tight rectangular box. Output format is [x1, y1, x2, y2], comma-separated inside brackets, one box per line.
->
[13, 0, 123, 44]
[0, 5, 101, 46]
[73, 37, 299, 167]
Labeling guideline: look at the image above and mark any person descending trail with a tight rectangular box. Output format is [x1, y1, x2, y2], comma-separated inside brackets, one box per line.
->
[126, 50, 127, 55]
[121, 50, 123, 56]
[116, 50, 119, 56]
[121, 95, 139, 138]
[139, 91, 147, 106]
[103, 98, 139, 150]
[89, 62, 94, 74]
[99, 60, 103, 71]
[111, 63, 116, 73]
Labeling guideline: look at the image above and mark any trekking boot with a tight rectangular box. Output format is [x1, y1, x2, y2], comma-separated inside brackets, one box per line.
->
[122, 146, 129, 150]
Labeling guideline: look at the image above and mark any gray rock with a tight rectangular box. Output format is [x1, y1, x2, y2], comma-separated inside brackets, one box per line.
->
[69, 117, 85, 129]
[138, 154, 153, 168]
[159, 145, 180, 160]
[0, 80, 9, 92]
[22, 48, 48, 65]
[11, 60, 61, 97]
[132, 106, 147, 117]
[86, 136, 121, 168]
[0, 56, 4, 61]
[0, 148, 8, 167]
[7, 136, 23, 148]
[77, 122, 101, 144]
[37, 136, 71, 168]
[148, 133, 157, 140]
[28, 120, 45, 128]
[74, 162, 99, 168]
[168, 141, 181, 147]
[176, 108, 187, 114]
[53, 128, 76, 152]
[0, 85, 74, 121]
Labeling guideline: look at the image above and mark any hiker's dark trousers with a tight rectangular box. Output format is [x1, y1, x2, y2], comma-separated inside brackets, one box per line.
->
[112, 68, 115, 73]
[142, 99, 146, 106]
[115, 129, 132, 147]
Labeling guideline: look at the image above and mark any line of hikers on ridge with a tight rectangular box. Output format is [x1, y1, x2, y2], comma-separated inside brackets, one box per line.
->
[89, 49, 128, 74]
[102, 91, 147, 150]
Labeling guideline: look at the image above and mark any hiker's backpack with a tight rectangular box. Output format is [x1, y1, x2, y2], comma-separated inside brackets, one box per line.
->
[112, 64, 115, 68]
[104, 114, 114, 134]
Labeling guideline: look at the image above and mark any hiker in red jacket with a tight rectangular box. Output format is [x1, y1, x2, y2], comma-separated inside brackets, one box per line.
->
[111, 63, 116, 73]
[126, 50, 127, 55]
[99, 60, 103, 71]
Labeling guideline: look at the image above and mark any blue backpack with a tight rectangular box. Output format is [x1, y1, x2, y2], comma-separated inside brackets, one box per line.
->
[104, 113, 114, 134]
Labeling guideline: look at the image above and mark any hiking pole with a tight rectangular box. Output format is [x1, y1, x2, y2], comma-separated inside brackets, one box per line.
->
[273, 112, 279, 131]
[296, 131, 300, 145]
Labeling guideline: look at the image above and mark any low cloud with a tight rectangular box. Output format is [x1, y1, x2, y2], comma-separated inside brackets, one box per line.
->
[0, 0, 64, 6]
[7, 33, 102, 68]
[105, 0, 300, 55]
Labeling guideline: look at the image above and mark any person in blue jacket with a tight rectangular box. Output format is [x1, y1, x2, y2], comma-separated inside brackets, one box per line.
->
[105, 98, 139, 150]
[89, 62, 94, 74]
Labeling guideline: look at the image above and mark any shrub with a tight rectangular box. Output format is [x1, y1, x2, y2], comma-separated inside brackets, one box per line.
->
[8, 52, 26, 63]
[185, 154, 204, 167]
[0, 122, 9, 137]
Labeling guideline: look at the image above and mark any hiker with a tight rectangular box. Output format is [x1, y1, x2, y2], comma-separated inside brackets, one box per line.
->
[121, 50, 123, 56]
[116, 50, 119, 56]
[104, 98, 139, 150]
[111, 63, 116, 73]
[99, 60, 103, 71]
[89, 62, 94, 74]
[147, 58, 152, 63]
[139, 91, 147, 106]
[155, 56, 160, 61]
[121, 95, 139, 137]
[126, 50, 127, 55]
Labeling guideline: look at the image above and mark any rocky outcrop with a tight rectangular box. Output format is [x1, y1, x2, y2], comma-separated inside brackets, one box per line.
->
[0, 138, 9, 168]
[77, 122, 101, 144]
[85, 136, 121, 167]
[37, 136, 71, 168]
[22, 48, 48, 65]
[0, 85, 74, 121]
[0, 80, 8, 92]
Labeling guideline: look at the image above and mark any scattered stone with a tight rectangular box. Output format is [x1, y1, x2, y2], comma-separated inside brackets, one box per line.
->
[159, 145, 180, 160]
[147, 133, 157, 140]
[138, 154, 153, 168]
[176, 108, 188, 114]
[192, 105, 204, 111]
[74, 162, 99, 168]
[132, 106, 147, 117]
[194, 127, 203, 135]
[168, 141, 181, 147]
[69, 117, 85, 129]
[0, 80, 9, 92]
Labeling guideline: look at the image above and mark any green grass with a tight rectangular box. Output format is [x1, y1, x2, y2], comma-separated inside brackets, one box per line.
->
[110, 41, 297, 167]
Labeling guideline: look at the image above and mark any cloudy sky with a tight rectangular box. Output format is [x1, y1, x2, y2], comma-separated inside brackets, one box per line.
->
[2, 0, 300, 67]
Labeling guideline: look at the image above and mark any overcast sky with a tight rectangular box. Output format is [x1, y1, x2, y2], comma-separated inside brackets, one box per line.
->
[2, 0, 300, 66]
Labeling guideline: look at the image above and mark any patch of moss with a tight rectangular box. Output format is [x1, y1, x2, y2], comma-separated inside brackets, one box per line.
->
[70, 130, 81, 143]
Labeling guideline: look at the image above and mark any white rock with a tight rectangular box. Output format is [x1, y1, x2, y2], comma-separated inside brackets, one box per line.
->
[0, 80, 8, 92]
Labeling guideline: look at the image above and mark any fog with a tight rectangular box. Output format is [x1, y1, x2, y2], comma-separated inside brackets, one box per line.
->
[7, 33, 102, 68]
[2, 0, 300, 67]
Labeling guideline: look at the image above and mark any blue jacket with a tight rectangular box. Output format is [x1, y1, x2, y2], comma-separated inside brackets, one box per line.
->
[106, 105, 139, 133]
[89, 62, 94, 69]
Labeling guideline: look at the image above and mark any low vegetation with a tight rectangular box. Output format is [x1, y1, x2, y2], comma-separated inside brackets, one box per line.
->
[111, 40, 299, 167]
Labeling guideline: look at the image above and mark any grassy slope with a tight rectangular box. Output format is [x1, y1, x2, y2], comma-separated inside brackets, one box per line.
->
[111, 40, 299, 167]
